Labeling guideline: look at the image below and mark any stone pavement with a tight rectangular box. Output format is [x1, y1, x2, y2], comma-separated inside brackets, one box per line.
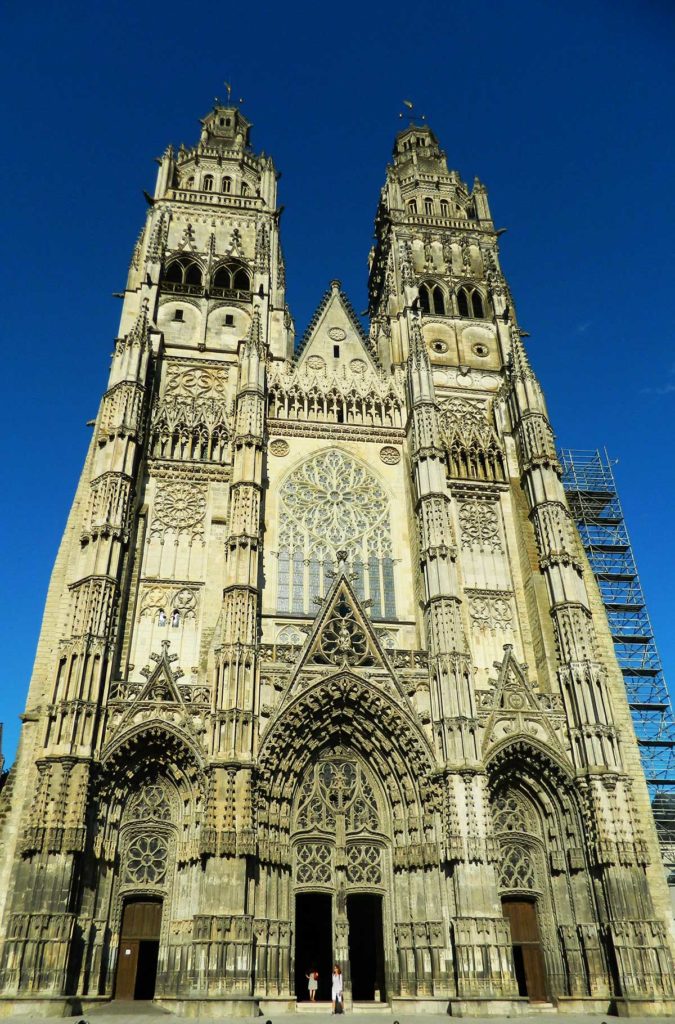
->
[1, 1003, 672, 1024]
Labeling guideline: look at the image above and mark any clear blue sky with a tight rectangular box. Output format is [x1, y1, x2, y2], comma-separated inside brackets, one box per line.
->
[1, 1, 674, 764]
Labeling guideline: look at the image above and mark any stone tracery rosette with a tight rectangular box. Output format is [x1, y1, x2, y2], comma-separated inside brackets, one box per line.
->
[150, 480, 207, 540]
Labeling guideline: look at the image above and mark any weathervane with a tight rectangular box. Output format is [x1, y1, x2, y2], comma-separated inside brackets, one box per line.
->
[399, 99, 426, 124]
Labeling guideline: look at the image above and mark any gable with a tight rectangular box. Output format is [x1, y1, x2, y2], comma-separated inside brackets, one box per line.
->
[295, 280, 379, 374]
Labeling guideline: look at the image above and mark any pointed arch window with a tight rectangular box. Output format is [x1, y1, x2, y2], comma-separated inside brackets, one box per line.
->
[419, 280, 447, 315]
[456, 285, 488, 319]
[162, 257, 203, 292]
[211, 260, 251, 294]
[276, 450, 396, 619]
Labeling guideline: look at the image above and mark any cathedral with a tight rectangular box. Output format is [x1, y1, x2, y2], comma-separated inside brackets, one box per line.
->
[0, 105, 673, 1018]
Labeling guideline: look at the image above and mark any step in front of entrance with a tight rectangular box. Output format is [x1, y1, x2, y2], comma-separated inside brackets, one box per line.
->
[296, 1001, 390, 1013]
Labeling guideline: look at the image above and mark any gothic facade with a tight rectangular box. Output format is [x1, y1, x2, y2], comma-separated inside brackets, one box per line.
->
[0, 106, 673, 1017]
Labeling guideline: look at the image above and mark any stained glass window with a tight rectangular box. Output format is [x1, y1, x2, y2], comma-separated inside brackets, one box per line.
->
[276, 450, 396, 618]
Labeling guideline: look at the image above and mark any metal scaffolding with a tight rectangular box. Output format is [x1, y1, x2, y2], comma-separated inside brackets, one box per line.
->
[559, 448, 675, 868]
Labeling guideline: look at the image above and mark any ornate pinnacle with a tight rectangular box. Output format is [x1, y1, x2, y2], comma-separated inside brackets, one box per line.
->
[126, 298, 151, 349]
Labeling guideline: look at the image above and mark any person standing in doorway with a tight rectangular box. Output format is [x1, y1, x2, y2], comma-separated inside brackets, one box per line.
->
[331, 964, 343, 1013]
[306, 967, 318, 1002]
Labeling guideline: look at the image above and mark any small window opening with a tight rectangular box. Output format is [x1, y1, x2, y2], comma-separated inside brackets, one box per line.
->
[333, 345, 340, 358]
[424, 197, 434, 215]
[457, 288, 470, 317]
[432, 286, 446, 315]
[226, 118, 231, 126]
[173, 309, 184, 322]
[225, 314, 234, 326]
[171, 610, 180, 628]
[407, 199, 417, 215]
[440, 199, 449, 216]
[241, 182, 249, 196]
[336, 408, 344, 423]
[158, 610, 167, 627]
[419, 286, 431, 314]
[222, 176, 232, 193]
[472, 291, 485, 318]
[203, 175, 214, 192]
[219, 118, 225, 126]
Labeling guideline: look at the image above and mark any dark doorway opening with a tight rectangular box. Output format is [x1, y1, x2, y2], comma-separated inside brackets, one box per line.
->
[295, 892, 332, 1002]
[502, 898, 548, 1002]
[347, 893, 385, 1001]
[115, 898, 162, 1000]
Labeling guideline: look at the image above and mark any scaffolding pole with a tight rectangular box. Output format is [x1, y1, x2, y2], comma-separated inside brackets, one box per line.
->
[559, 448, 675, 871]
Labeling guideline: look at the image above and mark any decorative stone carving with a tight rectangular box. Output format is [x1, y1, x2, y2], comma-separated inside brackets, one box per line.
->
[295, 842, 332, 885]
[164, 363, 230, 400]
[139, 583, 200, 619]
[124, 833, 169, 885]
[467, 589, 513, 632]
[346, 844, 383, 885]
[269, 438, 289, 457]
[458, 500, 502, 552]
[151, 480, 207, 539]
[328, 327, 346, 341]
[379, 445, 401, 465]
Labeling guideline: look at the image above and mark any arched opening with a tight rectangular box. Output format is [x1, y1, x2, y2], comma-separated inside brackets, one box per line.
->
[472, 290, 485, 318]
[432, 285, 446, 315]
[419, 281, 446, 316]
[213, 265, 231, 289]
[114, 897, 163, 1000]
[184, 262, 202, 286]
[457, 287, 470, 317]
[501, 897, 547, 1002]
[440, 199, 449, 217]
[291, 752, 388, 1004]
[487, 740, 602, 1003]
[424, 197, 434, 215]
[232, 266, 251, 290]
[163, 260, 183, 284]
[222, 176, 232, 193]
[202, 174, 214, 192]
[407, 199, 417, 214]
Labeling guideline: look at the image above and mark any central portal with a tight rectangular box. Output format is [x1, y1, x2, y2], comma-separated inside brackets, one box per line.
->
[347, 893, 385, 1001]
[295, 892, 333, 1002]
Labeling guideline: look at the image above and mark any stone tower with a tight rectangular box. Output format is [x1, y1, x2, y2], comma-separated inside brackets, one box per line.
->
[0, 109, 673, 1017]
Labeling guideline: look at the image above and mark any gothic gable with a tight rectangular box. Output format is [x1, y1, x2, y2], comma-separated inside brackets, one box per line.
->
[284, 569, 401, 696]
[105, 641, 205, 748]
[480, 645, 569, 763]
[295, 280, 379, 372]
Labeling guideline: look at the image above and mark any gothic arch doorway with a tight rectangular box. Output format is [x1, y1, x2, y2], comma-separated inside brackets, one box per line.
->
[114, 897, 163, 1000]
[291, 751, 389, 1004]
[501, 897, 547, 1002]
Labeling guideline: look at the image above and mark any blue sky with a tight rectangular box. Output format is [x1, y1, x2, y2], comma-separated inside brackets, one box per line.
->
[1, 1, 674, 763]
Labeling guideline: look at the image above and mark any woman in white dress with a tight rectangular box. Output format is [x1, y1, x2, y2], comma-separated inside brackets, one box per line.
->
[331, 964, 343, 1014]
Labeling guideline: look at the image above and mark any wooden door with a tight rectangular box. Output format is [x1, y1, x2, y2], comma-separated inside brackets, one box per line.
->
[115, 900, 163, 1000]
[115, 939, 139, 999]
[502, 898, 548, 1002]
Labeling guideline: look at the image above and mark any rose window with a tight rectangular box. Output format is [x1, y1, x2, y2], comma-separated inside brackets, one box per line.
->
[125, 834, 168, 885]
[277, 450, 396, 618]
[152, 482, 206, 536]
